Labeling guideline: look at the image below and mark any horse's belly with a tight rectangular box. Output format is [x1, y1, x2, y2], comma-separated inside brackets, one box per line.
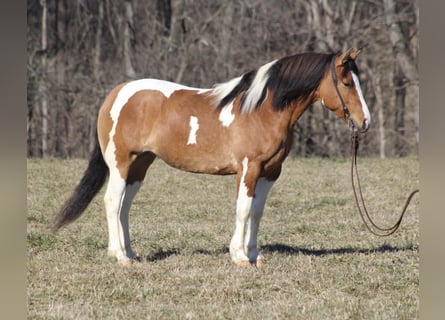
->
[154, 146, 237, 175]
[145, 108, 237, 175]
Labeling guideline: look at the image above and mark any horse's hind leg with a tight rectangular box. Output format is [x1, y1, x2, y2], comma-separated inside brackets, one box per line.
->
[104, 169, 128, 263]
[121, 152, 157, 258]
[118, 182, 142, 260]
[105, 152, 156, 265]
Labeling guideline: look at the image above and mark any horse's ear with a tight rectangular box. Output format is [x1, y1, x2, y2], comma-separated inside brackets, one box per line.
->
[349, 48, 362, 61]
[340, 48, 361, 65]
[340, 48, 354, 65]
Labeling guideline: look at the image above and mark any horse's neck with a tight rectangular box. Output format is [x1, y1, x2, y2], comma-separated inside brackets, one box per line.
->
[287, 95, 317, 129]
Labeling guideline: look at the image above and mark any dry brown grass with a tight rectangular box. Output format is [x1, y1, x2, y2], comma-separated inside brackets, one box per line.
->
[27, 157, 419, 319]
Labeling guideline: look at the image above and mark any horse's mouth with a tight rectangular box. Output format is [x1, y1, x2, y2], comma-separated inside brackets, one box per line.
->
[349, 119, 369, 133]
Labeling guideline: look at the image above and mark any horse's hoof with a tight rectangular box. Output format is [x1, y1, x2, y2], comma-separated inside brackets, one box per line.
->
[255, 259, 266, 268]
[118, 257, 139, 267]
[235, 260, 251, 268]
[119, 259, 133, 267]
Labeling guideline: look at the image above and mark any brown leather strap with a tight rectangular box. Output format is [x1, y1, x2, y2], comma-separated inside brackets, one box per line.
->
[350, 132, 419, 236]
[330, 56, 351, 121]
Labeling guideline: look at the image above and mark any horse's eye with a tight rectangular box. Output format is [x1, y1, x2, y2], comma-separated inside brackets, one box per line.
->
[342, 82, 352, 88]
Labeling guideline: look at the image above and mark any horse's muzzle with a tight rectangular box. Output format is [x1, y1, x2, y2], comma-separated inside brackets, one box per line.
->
[359, 118, 370, 133]
[349, 118, 369, 133]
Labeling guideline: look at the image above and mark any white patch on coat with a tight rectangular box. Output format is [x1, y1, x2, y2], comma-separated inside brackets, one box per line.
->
[106, 79, 208, 166]
[352, 73, 371, 126]
[219, 101, 235, 127]
[110, 79, 206, 123]
[187, 116, 199, 145]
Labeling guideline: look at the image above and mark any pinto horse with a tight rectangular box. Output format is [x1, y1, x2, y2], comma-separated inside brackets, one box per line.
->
[53, 49, 371, 267]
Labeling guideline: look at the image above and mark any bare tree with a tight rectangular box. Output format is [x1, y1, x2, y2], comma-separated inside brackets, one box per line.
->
[91, 1, 104, 152]
[383, 0, 419, 154]
[26, 0, 418, 158]
[123, 0, 136, 78]
[39, 0, 48, 157]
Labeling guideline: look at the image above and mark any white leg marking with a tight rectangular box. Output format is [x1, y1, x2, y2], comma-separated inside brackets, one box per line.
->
[187, 116, 199, 145]
[244, 178, 274, 261]
[104, 172, 127, 261]
[219, 101, 235, 127]
[230, 157, 253, 263]
[352, 73, 371, 126]
[105, 176, 142, 262]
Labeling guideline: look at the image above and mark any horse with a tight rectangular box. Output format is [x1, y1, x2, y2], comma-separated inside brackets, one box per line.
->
[52, 49, 371, 267]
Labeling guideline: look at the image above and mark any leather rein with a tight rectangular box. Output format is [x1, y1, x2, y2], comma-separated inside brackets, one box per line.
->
[330, 57, 419, 237]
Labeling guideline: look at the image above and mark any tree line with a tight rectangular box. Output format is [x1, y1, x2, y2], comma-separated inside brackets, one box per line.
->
[27, 0, 418, 158]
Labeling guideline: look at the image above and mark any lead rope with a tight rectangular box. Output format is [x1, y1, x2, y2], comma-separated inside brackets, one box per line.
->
[350, 130, 419, 236]
[330, 55, 419, 236]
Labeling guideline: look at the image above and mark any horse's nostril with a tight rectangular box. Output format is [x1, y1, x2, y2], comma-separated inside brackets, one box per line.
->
[362, 119, 369, 132]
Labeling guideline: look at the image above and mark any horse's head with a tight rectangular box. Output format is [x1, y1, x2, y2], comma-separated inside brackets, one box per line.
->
[318, 49, 371, 133]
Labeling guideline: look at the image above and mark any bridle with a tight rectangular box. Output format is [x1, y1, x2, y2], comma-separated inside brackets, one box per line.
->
[330, 56, 353, 129]
[330, 55, 419, 237]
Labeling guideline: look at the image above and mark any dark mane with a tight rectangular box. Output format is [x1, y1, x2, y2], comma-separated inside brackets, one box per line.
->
[217, 70, 256, 109]
[213, 52, 337, 112]
[267, 52, 336, 110]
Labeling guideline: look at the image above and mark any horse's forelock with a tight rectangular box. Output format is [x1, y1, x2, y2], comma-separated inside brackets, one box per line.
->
[342, 58, 360, 77]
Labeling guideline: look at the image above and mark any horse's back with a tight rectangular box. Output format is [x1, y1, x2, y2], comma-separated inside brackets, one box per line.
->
[96, 79, 238, 174]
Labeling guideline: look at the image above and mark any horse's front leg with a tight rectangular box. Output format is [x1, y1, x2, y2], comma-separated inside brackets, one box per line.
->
[244, 177, 275, 265]
[230, 158, 260, 266]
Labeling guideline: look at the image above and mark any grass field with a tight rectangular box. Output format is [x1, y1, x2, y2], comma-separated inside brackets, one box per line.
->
[27, 157, 419, 319]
